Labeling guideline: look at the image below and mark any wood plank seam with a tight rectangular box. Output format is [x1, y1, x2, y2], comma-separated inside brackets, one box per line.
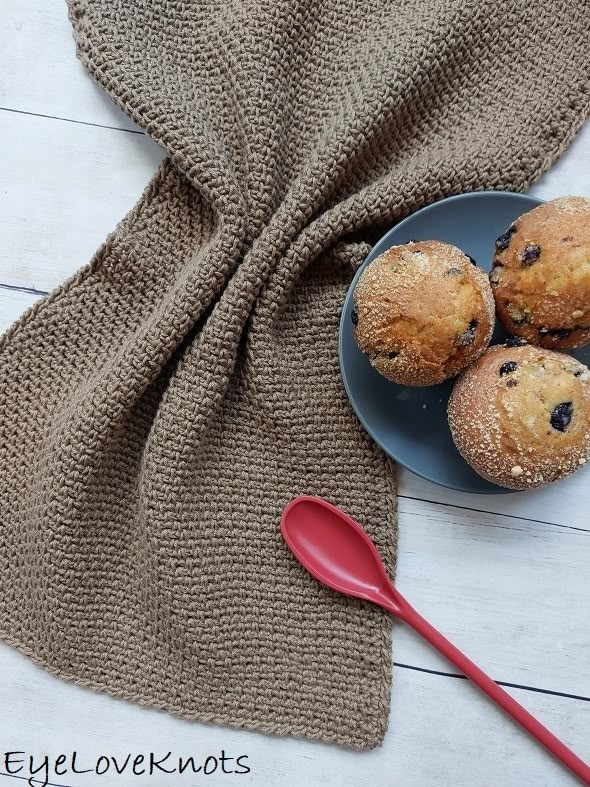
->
[0, 282, 48, 296]
[0, 104, 143, 135]
[398, 495, 590, 533]
[393, 663, 590, 703]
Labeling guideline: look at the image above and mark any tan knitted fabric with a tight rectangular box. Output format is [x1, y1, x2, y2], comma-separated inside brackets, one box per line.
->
[0, 0, 588, 750]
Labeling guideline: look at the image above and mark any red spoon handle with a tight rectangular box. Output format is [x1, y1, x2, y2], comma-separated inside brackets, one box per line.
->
[394, 598, 590, 785]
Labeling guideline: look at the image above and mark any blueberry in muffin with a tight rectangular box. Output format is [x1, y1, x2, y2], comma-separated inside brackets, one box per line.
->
[448, 344, 590, 489]
[490, 197, 590, 350]
[353, 241, 495, 386]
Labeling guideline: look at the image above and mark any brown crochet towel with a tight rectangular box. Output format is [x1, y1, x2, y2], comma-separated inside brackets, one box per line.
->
[0, 0, 588, 750]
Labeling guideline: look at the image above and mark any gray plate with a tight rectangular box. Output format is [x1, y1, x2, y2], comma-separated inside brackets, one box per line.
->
[339, 191, 590, 494]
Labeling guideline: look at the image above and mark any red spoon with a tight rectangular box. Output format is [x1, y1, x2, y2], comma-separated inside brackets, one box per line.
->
[281, 495, 590, 785]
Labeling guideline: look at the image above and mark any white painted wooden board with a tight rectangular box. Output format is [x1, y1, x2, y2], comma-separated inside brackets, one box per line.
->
[393, 498, 590, 698]
[0, 287, 39, 334]
[0, 111, 162, 293]
[0, 0, 140, 131]
[1, 1, 589, 785]
[399, 463, 590, 531]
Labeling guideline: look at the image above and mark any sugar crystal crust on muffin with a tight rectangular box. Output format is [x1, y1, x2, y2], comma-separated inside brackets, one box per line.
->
[490, 196, 590, 350]
[353, 241, 495, 386]
[448, 343, 590, 489]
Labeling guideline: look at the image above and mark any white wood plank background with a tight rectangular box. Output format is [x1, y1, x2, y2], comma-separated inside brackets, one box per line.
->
[0, 3, 589, 786]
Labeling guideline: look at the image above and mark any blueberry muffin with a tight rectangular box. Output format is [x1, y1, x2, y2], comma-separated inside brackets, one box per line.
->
[352, 241, 495, 386]
[448, 342, 590, 489]
[490, 196, 590, 349]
